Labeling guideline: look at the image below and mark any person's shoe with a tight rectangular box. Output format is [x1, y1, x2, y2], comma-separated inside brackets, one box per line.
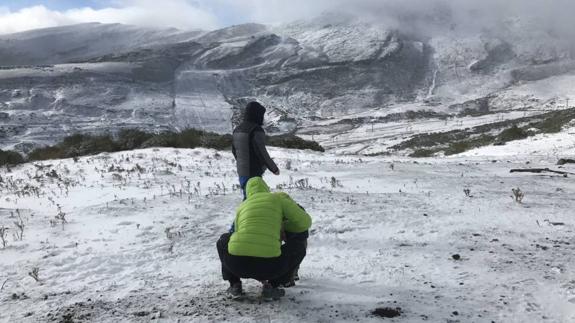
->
[226, 282, 243, 299]
[261, 284, 285, 301]
[293, 269, 300, 281]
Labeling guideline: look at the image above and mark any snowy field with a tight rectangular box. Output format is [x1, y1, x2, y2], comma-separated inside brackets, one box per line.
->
[1, 147, 574, 322]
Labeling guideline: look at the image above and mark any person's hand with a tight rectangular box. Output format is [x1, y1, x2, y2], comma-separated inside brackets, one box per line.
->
[273, 169, 280, 175]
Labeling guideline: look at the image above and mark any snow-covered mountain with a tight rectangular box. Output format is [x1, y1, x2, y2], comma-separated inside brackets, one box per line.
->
[1, 14, 574, 155]
[0, 23, 202, 66]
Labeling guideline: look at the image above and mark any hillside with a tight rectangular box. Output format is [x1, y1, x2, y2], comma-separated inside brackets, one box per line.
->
[0, 15, 574, 156]
[0, 147, 574, 322]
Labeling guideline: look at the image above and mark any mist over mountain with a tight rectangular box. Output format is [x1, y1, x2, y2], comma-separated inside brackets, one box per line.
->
[1, 6, 574, 155]
[322, 0, 575, 38]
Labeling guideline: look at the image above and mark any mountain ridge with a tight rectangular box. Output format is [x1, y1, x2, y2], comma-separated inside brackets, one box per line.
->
[1, 16, 574, 156]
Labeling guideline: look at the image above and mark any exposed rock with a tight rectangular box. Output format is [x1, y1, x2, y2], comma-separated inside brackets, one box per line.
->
[557, 158, 575, 165]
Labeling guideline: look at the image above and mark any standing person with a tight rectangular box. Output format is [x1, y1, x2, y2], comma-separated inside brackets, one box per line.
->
[232, 101, 279, 200]
[216, 177, 311, 300]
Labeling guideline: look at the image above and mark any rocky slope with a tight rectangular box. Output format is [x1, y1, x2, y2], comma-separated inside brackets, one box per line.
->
[0, 14, 574, 155]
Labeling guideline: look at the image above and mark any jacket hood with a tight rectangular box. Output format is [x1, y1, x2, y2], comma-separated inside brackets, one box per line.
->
[244, 101, 266, 125]
[245, 177, 270, 198]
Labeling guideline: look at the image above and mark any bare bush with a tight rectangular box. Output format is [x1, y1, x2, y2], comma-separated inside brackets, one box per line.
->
[511, 188, 524, 203]
[28, 267, 40, 282]
[330, 176, 342, 188]
[0, 278, 7, 291]
[165, 227, 184, 240]
[295, 178, 311, 189]
[52, 205, 68, 229]
[165, 227, 185, 253]
[0, 226, 8, 249]
[13, 216, 25, 241]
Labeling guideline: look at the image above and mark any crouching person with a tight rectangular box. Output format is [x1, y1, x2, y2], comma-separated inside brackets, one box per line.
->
[216, 177, 311, 300]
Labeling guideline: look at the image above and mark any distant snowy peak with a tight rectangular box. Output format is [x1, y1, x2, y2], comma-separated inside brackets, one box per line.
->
[193, 23, 268, 44]
[0, 23, 203, 66]
[276, 19, 399, 64]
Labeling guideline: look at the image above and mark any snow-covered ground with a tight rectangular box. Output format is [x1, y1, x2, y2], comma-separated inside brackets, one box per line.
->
[309, 110, 543, 155]
[459, 126, 575, 158]
[297, 73, 575, 156]
[1, 146, 574, 322]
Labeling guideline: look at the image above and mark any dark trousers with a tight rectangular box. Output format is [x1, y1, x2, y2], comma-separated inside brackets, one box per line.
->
[239, 176, 250, 200]
[216, 232, 307, 287]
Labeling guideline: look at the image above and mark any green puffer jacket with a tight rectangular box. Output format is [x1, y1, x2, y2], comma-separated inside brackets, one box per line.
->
[228, 177, 312, 258]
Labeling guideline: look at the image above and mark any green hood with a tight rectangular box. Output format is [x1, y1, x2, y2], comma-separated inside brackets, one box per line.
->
[245, 177, 270, 198]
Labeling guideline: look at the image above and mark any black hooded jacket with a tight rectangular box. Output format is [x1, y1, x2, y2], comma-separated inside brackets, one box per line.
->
[232, 102, 279, 177]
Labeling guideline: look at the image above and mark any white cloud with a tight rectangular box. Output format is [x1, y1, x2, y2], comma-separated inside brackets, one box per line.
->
[0, 6, 73, 34]
[207, 0, 335, 25]
[216, 0, 575, 38]
[0, 0, 219, 35]
[1, 0, 574, 39]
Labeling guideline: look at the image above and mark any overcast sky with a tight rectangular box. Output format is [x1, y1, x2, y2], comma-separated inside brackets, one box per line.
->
[1, 0, 574, 37]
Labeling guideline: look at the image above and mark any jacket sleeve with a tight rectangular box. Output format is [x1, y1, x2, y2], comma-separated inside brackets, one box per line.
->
[278, 193, 312, 233]
[252, 130, 279, 173]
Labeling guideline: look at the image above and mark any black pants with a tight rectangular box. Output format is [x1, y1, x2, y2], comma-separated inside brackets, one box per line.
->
[216, 232, 307, 287]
